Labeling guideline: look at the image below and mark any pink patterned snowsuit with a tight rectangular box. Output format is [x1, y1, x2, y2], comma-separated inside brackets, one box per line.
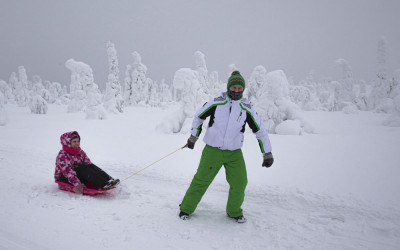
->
[55, 131, 92, 186]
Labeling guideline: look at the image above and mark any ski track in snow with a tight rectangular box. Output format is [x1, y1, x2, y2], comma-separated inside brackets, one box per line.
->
[1, 144, 399, 250]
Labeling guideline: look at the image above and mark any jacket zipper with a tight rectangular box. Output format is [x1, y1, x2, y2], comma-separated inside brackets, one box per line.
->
[222, 100, 233, 148]
[237, 110, 242, 121]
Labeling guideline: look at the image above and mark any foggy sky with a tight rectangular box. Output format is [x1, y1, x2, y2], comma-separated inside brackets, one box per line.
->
[1, 0, 399, 89]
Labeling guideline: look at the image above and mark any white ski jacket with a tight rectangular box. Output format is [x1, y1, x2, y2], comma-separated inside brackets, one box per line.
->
[190, 92, 272, 153]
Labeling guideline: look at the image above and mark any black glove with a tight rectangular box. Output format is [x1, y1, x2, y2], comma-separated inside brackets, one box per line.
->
[262, 152, 274, 168]
[186, 135, 198, 149]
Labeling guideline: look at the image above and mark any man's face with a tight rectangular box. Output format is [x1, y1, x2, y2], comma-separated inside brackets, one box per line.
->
[229, 85, 244, 92]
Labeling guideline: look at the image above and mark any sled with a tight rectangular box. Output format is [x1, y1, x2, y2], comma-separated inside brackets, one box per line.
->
[55, 180, 116, 196]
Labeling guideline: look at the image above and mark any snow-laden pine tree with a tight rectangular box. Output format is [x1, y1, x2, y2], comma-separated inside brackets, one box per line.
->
[194, 51, 222, 98]
[86, 82, 107, 119]
[12, 67, 30, 107]
[159, 79, 172, 103]
[29, 75, 48, 114]
[124, 51, 151, 106]
[29, 95, 48, 114]
[65, 59, 106, 119]
[18, 66, 30, 91]
[0, 91, 7, 125]
[353, 80, 368, 111]
[383, 94, 400, 127]
[377, 36, 387, 81]
[156, 68, 207, 133]
[8, 72, 18, 94]
[18, 66, 32, 106]
[66, 59, 88, 112]
[10, 72, 24, 106]
[290, 85, 312, 110]
[247, 65, 266, 102]
[124, 65, 134, 106]
[392, 69, 400, 98]
[295, 72, 323, 111]
[208, 71, 223, 97]
[194, 51, 210, 93]
[0, 80, 14, 104]
[318, 77, 336, 111]
[382, 69, 400, 126]
[103, 42, 124, 113]
[59, 85, 70, 105]
[32, 75, 51, 102]
[43, 80, 51, 90]
[148, 80, 160, 107]
[334, 59, 357, 112]
[48, 82, 63, 104]
[248, 66, 314, 134]
[368, 36, 391, 111]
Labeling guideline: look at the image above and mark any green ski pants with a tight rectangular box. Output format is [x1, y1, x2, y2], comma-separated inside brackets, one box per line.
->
[180, 145, 248, 217]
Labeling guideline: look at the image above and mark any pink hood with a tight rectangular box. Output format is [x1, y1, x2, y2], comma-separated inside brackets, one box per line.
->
[60, 131, 81, 147]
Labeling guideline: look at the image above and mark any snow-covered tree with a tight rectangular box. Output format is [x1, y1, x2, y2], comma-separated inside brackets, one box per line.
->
[48, 82, 63, 104]
[86, 82, 107, 119]
[295, 72, 323, 111]
[248, 66, 314, 134]
[157, 68, 207, 133]
[32, 75, 42, 86]
[29, 75, 49, 114]
[247, 65, 266, 102]
[290, 85, 313, 110]
[59, 85, 70, 105]
[148, 81, 160, 107]
[353, 80, 368, 111]
[18, 66, 30, 90]
[10, 73, 25, 107]
[104, 75, 121, 113]
[66, 59, 88, 112]
[377, 36, 387, 81]
[8, 72, 18, 94]
[29, 95, 48, 114]
[209, 71, 224, 97]
[12, 67, 30, 107]
[0, 91, 7, 125]
[124, 51, 151, 106]
[392, 69, 400, 98]
[194, 51, 210, 92]
[334, 59, 357, 111]
[43, 80, 51, 90]
[103, 42, 124, 113]
[31, 75, 51, 102]
[193, 51, 223, 98]
[383, 94, 400, 127]
[29, 75, 50, 114]
[159, 79, 172, 103]
[0, 80, 14, 103]
[124, 64, 134, 105]
[65, 59, 106, 119]
[368, 36, 391, 111]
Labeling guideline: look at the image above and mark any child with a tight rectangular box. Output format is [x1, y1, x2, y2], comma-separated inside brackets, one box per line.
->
[55, 131, 119, 193]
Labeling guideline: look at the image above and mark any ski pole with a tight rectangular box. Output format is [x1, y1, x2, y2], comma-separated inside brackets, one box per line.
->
[119, 144, 187, 184]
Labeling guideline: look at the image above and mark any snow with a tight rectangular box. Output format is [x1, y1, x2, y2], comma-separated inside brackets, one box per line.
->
[1, 104, 400, 249]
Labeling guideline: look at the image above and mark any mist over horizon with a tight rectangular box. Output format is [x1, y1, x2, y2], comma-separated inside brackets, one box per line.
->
[1, 0, 400, 89]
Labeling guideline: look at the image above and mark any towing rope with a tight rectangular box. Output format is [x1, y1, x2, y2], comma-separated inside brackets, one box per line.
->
[119, 145, 186, 184]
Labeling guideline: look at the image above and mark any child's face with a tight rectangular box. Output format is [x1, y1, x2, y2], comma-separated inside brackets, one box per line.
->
[70, 137, 80, 149]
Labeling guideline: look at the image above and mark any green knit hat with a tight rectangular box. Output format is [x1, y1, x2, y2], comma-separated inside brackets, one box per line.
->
[227, 71, 245, 91]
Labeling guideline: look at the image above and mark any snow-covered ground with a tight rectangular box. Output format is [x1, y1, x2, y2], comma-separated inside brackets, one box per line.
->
[1, 104, 399, 250]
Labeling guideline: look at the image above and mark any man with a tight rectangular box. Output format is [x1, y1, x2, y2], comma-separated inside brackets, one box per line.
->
[179, 71, 274, 223]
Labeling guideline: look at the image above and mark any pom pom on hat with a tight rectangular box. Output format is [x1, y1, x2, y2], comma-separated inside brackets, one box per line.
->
[227, 71, 245, 90]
